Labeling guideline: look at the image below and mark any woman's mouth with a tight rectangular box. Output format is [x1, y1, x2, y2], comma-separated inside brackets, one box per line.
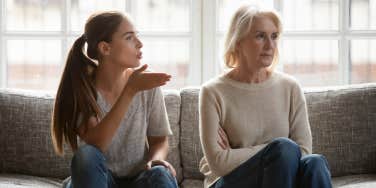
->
[261, 53, 272, 57]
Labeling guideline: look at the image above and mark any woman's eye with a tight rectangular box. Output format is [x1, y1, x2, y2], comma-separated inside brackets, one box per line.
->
[125, 36, 132, 40]
[256, 34, 265, 39]
[271, 33, 279, 40]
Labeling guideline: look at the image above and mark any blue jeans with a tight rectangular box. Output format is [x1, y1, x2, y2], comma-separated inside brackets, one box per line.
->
[210, 137, 332, 188]
[65, 145, 178, 188]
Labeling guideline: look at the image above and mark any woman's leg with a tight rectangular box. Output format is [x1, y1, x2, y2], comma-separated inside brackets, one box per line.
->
[68, 145, 116, 188]
[261, 137, 301, 188]
[210, 152, 261, 188]
[298, 154, 332, 188]
[131, 165, 178, 188]
[211, 137, 301, 188]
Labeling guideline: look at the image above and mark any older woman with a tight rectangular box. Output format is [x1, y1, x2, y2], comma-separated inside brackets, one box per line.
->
[199, 4, 332, 188]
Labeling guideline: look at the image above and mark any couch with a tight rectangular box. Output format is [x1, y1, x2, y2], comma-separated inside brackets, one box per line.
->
[0, 84, 376, 187]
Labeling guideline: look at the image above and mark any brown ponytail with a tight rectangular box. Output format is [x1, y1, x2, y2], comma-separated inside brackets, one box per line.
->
[51, 11, 126, 155]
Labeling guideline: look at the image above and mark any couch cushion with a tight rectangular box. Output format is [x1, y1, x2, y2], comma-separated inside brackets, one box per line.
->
[179, 174, 376, 188]
[0, 89, 73, 179]
[181, 179, 204, 188]
[332, 174, 376, 188]
[180, 84, 376, 179]
[305, 84, 376, 177]
[0, 174, 61, 187]
[163, 90, 183, 182]
[180, 88, 204, 179]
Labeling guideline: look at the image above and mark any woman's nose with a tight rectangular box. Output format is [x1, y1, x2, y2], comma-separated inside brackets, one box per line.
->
[136, 37, 143, 48]
[264, 37, 275, 49]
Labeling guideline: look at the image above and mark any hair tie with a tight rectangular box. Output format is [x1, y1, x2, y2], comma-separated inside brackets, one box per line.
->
[82, 34, 88, 41]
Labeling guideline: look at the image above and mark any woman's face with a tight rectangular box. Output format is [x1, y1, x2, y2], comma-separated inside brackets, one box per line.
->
[238, 15, 279, 70]
[107, 19, 143, 68]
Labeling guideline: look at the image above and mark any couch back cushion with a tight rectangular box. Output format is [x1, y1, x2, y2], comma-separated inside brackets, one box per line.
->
[0, 89, 72, 179]
[305, 84, 376, 176]
[0, 89, 183, 181]
[180, 88, 204, 179]
[162, 90, 183, 182]
[180, 84, 376, 179]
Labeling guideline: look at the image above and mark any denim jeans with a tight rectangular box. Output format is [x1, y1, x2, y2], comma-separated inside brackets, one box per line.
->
[65, 145, 178, 188]
[210, 137, 332, 188]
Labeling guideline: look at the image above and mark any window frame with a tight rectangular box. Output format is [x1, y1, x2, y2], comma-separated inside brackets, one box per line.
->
[1, 0, 376, 88]
[0, 0, 5, 87]
[203, 0, 376, 85]
[0, 0, 201, 89]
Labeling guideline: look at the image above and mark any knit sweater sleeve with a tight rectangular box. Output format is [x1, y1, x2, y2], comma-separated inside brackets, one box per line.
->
[199, 86, 262, 177]
[289, 83, 312, 155]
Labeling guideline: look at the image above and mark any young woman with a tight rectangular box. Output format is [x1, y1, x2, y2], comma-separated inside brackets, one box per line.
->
[199, 4, 332, 188]
[51, 11, 178, 188]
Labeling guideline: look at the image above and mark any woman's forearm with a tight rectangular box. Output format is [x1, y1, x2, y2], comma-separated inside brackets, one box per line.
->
[147, 136, 169, 161]
[80, 86, 136, 152]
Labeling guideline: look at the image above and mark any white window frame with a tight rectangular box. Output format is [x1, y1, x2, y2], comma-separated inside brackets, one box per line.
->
[278, 0, 376, 85]
[126, 0, 202, 86]
[202, 0, 376, 85]
[0, 0, 5, 87]
[1, 0, 376, 88]
[0, 0, 202, 88]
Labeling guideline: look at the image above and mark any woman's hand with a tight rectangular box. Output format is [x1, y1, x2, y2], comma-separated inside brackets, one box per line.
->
[217, 126, 230, 150]
[125, 64, 171, 95]
[145, 159, 177, 177]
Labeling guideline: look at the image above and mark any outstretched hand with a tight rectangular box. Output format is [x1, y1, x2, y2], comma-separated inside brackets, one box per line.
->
[125, 64, 171, 95]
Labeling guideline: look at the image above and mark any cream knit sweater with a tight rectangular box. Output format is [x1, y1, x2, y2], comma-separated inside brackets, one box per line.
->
[199, 71, 312, 188]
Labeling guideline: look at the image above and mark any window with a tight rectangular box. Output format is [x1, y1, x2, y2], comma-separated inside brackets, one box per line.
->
[210, 0, 376, 87]
[1, 0, 375, 90]
[0, 0, 197, 90]
[278, 0, 341, 87]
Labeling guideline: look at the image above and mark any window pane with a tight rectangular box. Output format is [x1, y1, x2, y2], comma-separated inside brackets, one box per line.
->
[6, 40, 62, 90]
[140, 38, 190, 89]
[68, 37, 78, 51]
[217, 37, 228, 72]
[70, 0, 125, 32]
[350, 40, 376, 84]
[5, 0, 62, 31]
[350, 0, 376, 30]
[279, 0, 339, 31]
[281, 40, 339, 87]
[131, 0, 191, 32]
[217, 0, 274, 32]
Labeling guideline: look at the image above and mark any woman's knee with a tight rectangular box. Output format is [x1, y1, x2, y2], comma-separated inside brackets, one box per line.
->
[266, 137, 302, 162]
[143, 165, 177, 187]
[300, 154, 330, 174]
[136, 165, 177, 188]
[71, 144, 105, 171]
[148, 165, 173, 177]
[271, 137, 301, 155]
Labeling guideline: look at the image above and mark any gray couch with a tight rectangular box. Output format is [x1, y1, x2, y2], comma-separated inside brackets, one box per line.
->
[1, 84, 376, 188]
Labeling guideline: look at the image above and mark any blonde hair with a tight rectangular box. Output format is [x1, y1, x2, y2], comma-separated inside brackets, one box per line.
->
[223, 3, 282, 69]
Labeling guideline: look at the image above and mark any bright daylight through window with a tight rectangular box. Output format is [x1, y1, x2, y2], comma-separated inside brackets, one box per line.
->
[0, 0, 375, 90]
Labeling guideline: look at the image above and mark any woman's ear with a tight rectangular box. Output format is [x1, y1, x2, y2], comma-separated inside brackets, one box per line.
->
[97, 41, 111, 56]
